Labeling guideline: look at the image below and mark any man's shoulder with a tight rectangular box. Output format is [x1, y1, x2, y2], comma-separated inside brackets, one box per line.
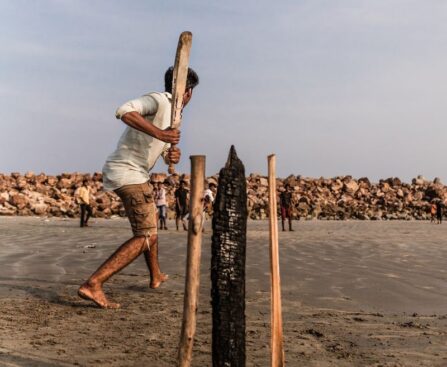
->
[143, 92, 171, 104]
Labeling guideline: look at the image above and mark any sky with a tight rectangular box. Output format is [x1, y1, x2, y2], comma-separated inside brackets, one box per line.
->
[1, 0, 446, 182]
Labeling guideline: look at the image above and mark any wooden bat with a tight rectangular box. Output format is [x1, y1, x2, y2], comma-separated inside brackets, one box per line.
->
[168, 31, 193, 175]
[268, 154, 285, 367]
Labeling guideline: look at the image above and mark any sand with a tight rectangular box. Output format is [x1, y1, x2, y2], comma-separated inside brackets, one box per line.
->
[0, 217, 446, 366]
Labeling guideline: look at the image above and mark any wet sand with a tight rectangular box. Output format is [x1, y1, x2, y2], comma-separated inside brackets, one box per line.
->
[0, 217, 446, 366]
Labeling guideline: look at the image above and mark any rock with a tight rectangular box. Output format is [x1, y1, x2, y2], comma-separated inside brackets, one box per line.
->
[344, 180, 359, 194]
[31, 202, 48, 215]
[10, 194, 28, 210]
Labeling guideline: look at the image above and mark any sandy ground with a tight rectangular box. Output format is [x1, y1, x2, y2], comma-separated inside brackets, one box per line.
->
[0, 217, 446, 366]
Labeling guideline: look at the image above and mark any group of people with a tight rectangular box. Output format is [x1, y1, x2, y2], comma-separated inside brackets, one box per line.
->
[75, 177, 218, 232]
[152, 180, 217, 231]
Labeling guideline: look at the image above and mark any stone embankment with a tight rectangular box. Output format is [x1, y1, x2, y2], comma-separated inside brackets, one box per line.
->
[0, 172, 445, 220]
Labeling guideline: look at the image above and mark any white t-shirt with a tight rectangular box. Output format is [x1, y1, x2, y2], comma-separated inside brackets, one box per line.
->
[156, 187, 167, 206]
[102, 92, 171, 191]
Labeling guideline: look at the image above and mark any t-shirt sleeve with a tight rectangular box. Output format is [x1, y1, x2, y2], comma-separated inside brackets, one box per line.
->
[115, 94, 158, 119]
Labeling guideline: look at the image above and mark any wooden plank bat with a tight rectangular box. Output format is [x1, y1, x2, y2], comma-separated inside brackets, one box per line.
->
[168, 31, 193, 175]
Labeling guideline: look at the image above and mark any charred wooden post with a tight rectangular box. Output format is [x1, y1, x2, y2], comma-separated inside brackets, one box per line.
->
[211, 146, 247, 367]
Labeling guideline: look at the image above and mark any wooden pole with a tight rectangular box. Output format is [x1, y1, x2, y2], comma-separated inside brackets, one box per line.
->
[178, 155, 205, 367]
[268, 154, 285, 367]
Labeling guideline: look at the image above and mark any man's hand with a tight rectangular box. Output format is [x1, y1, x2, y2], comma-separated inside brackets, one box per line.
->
[166, 146, 181, 164]
[158, 127, 180, 144]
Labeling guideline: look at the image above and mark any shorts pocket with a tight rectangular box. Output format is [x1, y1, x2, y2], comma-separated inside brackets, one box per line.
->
[143, 192, 153, 203]
[130, 193, 145, 206]
[134, 206, 150, 217]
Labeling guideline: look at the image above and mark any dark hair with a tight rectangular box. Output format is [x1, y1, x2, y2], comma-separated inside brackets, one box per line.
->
[164, 67, 199, 94]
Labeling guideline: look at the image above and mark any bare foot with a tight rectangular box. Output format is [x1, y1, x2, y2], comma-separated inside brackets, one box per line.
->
[78, 282, 120, 309]
[150, 273, 169, 289]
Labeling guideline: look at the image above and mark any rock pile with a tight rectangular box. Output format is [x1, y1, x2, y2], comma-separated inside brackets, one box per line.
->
[246, 174, 446, 220]
[0, 172, 445, 220]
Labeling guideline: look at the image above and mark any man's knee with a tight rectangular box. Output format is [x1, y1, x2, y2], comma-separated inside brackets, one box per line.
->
[132, 233, 154, 248]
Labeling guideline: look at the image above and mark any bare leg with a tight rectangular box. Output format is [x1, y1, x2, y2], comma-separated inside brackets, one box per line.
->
[143, 235, 168, 289]
[84, 205, 92, 226]
[78, 235, 148, 308]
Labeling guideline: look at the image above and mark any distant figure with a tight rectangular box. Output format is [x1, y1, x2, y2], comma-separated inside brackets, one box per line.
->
[436, 201, 443, 224]
[204, 182, 217, 217]
[175, 180, 189, 231]
[76, 180, 92, 228]
[431, 203, 437, 223]
[155, 182, 168, 230]
[279, 184, 294, 231]
[202, 182, 217, 233]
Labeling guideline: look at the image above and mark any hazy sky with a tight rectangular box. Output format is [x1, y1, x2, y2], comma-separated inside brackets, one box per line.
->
[1, 0, 446, 181]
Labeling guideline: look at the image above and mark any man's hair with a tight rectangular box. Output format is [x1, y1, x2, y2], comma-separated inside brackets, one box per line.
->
[164, 67, 199, 94]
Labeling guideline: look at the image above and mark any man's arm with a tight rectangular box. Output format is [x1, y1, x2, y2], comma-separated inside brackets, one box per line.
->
[176, 194, 182, 210]
[121, 112, 180, 144]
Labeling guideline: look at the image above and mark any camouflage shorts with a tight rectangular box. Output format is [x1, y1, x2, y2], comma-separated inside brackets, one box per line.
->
[115, 181, 157, 237]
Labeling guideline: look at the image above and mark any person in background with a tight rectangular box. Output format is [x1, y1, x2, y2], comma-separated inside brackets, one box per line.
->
[76, 179, 93, 228]
[175, 180, 189, 231]
[202, 182, 217, 233]
[203, 182, 216, 217]
[155, 182, 168, 230]
[431, 202, 437, 223]
[436, 200, 443, 224]
[279, 184, 294, 231]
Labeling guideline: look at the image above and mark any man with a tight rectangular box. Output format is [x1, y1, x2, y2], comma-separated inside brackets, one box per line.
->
[76, 179, 93, 227]
[431, 202, 437, 223]
[155, 182, 168, 230]
[202, 182, 216, 233]
[279, 184, 294, 231]
[175, 180, 189, 231]
[78, 67, 199, 308]
[203, 182, 216, 217]
[436, 200, 443, 224]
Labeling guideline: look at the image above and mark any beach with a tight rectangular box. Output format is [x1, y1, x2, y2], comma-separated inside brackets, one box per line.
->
[0, 217, 446, 366]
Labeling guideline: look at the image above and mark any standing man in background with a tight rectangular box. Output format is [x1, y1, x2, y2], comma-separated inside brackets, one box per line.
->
[279, 184, 294, 231]
[436, 200, 443, 224]
[76, 179, 93, 227]
[155, 182, 168, 230]
[175, 180, 189, 231]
